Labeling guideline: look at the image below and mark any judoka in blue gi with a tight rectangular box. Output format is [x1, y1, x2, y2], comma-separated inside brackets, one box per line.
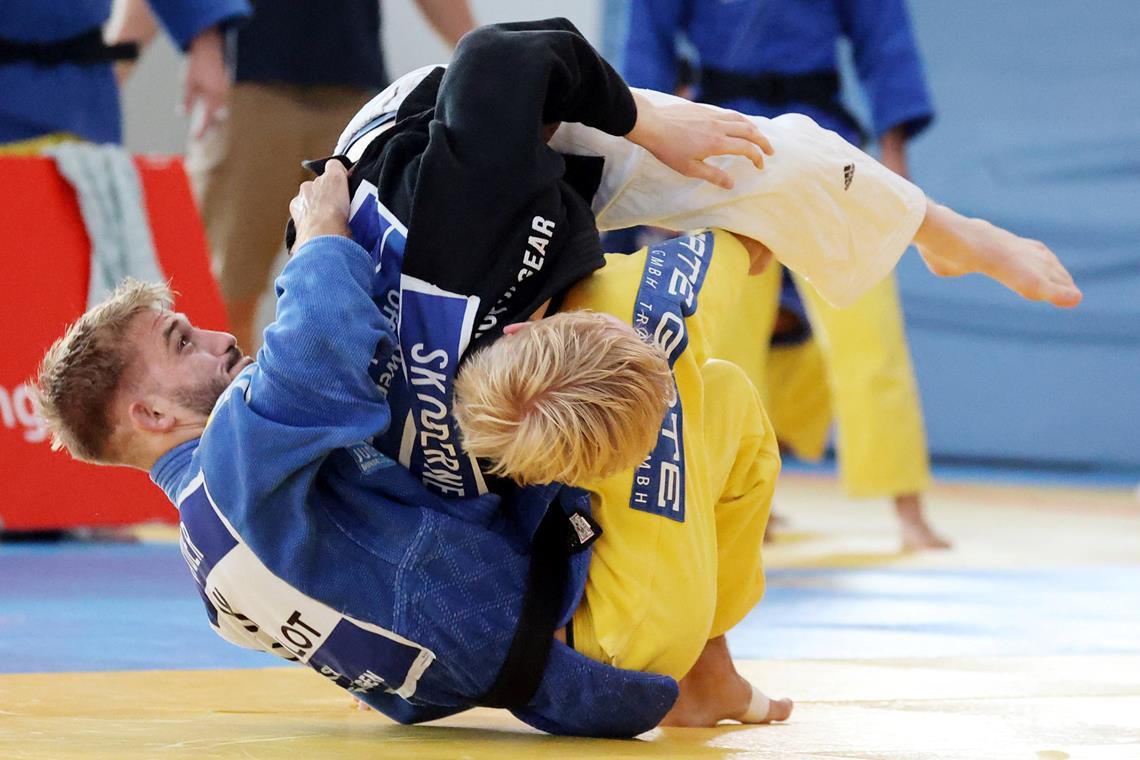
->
[30, 21, 778, 737]
[0, 0, 249, 149]
[622, 0, 933, 159]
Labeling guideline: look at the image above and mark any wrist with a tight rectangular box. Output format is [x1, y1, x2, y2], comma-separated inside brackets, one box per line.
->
[296, 220, 350, 249]
[625, 92, 659, 146]
[189, 25, 223, 54]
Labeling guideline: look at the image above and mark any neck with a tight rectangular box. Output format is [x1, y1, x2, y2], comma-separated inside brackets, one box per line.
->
[133, 424, 205, 471]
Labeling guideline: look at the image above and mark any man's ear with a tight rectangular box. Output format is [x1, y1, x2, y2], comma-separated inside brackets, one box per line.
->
[128, 399, 176, 435]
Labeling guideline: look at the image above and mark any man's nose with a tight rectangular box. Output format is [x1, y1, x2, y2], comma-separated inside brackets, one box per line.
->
[205, 330, 239, 354]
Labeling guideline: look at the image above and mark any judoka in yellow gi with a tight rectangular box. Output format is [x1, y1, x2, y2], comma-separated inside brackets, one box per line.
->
[453, 85, 1079, 724]
[457, 229, 787, 725]
[558, 231, 775, 680]
[456, 99, 940, 723]
[621, 0, 943, 549]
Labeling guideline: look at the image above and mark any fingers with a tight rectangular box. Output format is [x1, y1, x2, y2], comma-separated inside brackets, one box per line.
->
[720, 119, 774, 155]
[290, 163, 347, 219]
[194, 97, 224, 140]
[714, 135, 769, 169]
[288, 181, 312, 222]
[288, 161, 352, 248]
[321, 158, 349, 183]
[687, 160, 734, 190]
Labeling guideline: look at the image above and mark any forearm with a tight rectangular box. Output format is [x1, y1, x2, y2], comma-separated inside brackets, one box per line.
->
[105, 0, 159, 48]
[414, 0, 476, 47]
[622, 0, 687, 92]
[104, 0, 159, 83]
[437, 19, 637, 156]
[841, 0, 934, 140]
[258, 235, 390, 419]
[145, 0, 249, 50]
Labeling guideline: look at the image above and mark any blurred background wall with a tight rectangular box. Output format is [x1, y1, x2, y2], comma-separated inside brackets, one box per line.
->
[121, 0, 1139, 473]
[865, 1, 1139, 471]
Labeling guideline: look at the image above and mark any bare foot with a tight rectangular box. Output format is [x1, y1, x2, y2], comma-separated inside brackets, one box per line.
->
[901, 519, 952, 551]
[896, 493, 951, 551]
[659, 636, 793, 727]
[914, 202, 1082, 308]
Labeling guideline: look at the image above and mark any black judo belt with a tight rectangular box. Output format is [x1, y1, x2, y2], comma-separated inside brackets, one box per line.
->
[0, 28, 139, 66]
[480, 501, 601, 709]
[697, 67, 868, 146]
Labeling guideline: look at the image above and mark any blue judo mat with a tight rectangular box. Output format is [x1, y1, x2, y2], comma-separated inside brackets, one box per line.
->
[3, 541, 1138, 674]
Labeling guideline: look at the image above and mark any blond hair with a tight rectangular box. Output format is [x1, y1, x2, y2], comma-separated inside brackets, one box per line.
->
[34, 279, 173, 463]
[453, 311, 675, 486]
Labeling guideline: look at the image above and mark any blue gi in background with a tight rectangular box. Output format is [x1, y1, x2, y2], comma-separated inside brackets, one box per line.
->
[0, 0, 249, 145]
[616, 0, 946, 544]
[620, 0, 934, 146]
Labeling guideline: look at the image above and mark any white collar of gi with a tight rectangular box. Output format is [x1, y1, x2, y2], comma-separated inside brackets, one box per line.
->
[345, 113, 398, 163]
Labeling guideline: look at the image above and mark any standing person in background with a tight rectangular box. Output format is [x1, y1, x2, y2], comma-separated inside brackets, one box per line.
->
[622, 0, 949, 550]
[0, 0, 249, 153]
[182, 0, 476, 353]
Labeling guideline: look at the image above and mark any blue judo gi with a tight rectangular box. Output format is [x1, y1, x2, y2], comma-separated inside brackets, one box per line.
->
[144, 20, 677, 737]
[0, 0, 249, 145]
[151, 233, 677, 738]
[622, 0, 934, 144]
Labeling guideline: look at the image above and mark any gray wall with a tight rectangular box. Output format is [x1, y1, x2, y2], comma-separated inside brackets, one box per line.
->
[894, 0, 1140, 470]
[122, 1, 602, 154]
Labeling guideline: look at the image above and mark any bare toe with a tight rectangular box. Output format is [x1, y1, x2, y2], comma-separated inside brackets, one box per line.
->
[765, 698, 794, 723]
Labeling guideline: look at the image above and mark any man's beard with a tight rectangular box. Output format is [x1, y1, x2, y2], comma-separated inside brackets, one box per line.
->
[175, 374, 233, 417]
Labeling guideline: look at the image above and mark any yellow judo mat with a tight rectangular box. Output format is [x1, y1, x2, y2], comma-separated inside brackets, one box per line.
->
[2, 473, 1138, 759]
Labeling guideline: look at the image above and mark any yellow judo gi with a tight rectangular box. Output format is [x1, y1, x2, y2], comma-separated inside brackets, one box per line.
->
[553, 98, 934, 500]
[560, 229, 779, 680]
[716, 262, 931, 499]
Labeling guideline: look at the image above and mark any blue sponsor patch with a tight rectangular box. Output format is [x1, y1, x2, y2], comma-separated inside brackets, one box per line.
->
[308, 619, 427, 698]
[627, 232, 715, 523]
[178, 483, 239, 626]
[346, 182, 484, 498]
[178, 484, 238, 587]
[391, 282, 482, 498]
[349, 182, 409, 397]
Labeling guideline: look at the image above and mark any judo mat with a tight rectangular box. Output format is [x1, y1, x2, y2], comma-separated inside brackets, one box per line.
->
[2, 471, 1138, 759]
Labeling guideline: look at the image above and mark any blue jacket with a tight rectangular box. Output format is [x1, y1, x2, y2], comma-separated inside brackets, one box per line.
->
[150, 235, 677, 737]
[0, 0, 250, 144]
[622, 0, 934, 144]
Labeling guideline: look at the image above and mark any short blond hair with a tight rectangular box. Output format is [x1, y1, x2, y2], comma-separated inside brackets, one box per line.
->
[34, 279, 173, 464]
[453, 311, 675, 486]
